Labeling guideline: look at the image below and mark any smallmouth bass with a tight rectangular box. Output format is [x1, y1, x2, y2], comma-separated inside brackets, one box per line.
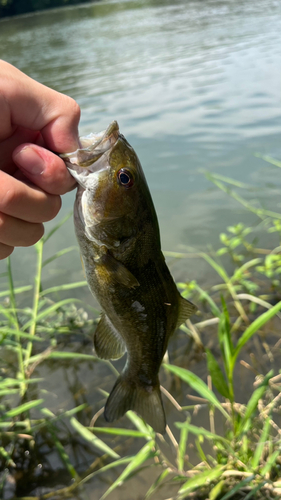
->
[61, 121, 196, 434]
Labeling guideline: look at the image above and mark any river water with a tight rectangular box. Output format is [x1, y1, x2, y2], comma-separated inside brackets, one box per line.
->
[1, 0, 281, 286]
[0, 0, 281, 498]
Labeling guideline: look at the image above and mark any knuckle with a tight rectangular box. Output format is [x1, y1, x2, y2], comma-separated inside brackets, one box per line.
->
[68, 98, 81, 125]
[60, 94, 80, 127]
[1, 186, 19, 211]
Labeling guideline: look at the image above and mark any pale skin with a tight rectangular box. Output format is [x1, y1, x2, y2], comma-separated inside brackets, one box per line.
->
[0, 60, 81, 259]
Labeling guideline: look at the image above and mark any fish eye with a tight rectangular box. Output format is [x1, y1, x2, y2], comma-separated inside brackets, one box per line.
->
[117, 169, 134, 188]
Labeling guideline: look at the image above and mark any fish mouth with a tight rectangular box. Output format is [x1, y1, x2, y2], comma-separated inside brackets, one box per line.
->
[60, 121, 120, 182]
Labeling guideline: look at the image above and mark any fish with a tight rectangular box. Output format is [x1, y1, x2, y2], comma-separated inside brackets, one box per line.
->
[60, 121, 197, 434]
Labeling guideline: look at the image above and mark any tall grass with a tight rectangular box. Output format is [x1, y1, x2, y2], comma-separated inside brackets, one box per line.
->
[1, 156, 281, 500]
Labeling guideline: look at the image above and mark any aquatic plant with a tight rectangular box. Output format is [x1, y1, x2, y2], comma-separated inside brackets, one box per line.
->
[1, 156, 281, 499]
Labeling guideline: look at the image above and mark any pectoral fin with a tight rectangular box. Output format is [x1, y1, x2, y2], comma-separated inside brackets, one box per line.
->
[94, 313, 126, 360]
[176, 296, 197, 329]
[102, 252, 140, 289]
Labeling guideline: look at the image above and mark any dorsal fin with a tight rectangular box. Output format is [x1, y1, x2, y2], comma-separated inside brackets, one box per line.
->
[176, 296, 197, 329]
[94, 313, 126, 360]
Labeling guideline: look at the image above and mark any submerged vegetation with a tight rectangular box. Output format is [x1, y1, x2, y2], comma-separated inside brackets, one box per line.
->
[1, 156, 281, 499]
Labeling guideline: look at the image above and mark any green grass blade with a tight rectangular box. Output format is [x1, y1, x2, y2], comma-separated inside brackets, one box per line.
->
[238, 371, 273, 434]
[220, 476, 254, 500]
[220, 296, 233, 354]
[194, 284, 221, 317]
[40, 281, 88, 296]
[0, 327, 43, 342]
[195, 437, 208, 463]
[251, 416, 271, 469]
[87, 427, 149, 438]
[205, 172, 252, 189]
[243, 482, 267, 500]
[175, 422, 230, 447]
[48, 425, 79, 479]
[26, 352, 98, 366]
[42, 246, 77, 267]
[0, 446, 15, 467]
[200, 253, 230, 283]
[206, 349, 230, 399]
[260, 450, 280, 476]
[0, 285, 33, 298]
[28, 404, 87, 433]
[255, 154, 281, 168]
[0, 389, 20, 396]
[6, 256, 19, 329]
[164, 250, 197, 258]
[178, 466, 224, 496]
[100, 440, 155, 500]
[0, 305, 16, 322]
[234, 301, 281, 363]
[1, 399, 44, 419]
[177, 416, 189, 472]
[218, 298, 234, 395]
[78, 457, 133, 487]
[209, 480, 225, 500]
[43, 212, 72, 243]
[6, 256, 26, 389]
[205, 172, 281, 220]
[230, 258, 262, 284]
[0, 377, 42, 387]
[164, 364, 230, 420]
[144, 468, 170, 499]
[24, 239, 44, 369]
[126, 410, 154, 438]
[70, 417, 120, 459]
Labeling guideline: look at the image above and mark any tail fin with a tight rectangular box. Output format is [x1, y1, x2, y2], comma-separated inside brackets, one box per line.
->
[104, 374, 166, 434]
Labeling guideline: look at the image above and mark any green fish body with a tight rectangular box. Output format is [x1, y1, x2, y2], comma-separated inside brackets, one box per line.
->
[61, 122, 196, 434]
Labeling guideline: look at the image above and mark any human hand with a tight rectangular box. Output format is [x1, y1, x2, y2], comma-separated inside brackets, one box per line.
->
[0, 60, 81, 259]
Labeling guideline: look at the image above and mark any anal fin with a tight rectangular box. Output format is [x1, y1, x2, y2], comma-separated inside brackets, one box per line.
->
[94, 313, 126, 360]
[176, 296, 197, 329]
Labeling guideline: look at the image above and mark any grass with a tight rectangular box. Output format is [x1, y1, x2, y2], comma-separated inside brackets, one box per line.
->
[1, 156, 281, 500]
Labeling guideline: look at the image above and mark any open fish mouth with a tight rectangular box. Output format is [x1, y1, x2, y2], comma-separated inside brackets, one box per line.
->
[60, 121, 120, 181]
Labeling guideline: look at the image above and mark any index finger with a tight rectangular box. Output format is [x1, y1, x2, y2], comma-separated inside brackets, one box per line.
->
[13, 143, 77, 195]
[0, 60, 80, 153]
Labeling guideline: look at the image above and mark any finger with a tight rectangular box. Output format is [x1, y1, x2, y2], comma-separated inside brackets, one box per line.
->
[0, 60, 80, 152]
[0, 170, 61, 223]
[0, 243, 14, 260]
[0, 212, 44, 247]
[0, 126, 43, 174]
[13, 144, 77, 195]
